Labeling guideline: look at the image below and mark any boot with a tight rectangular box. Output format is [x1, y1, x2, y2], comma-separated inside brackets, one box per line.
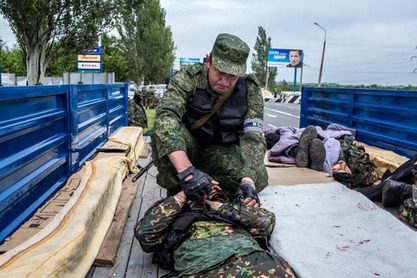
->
[309, 138, 326, 171]
[295, 126, 317, 167]
[382, 179, 412, 207]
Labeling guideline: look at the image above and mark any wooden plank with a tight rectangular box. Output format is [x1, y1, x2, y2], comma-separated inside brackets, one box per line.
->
[94, 172, 141, 266]
[91, 174, 147, 278]
[91, 137, 162, 277]
[125, 196, 159, 278]
[140, 166, 161, 198]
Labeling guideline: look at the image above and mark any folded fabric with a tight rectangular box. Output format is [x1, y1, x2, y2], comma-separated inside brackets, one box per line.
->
[265, 124, 354, 174]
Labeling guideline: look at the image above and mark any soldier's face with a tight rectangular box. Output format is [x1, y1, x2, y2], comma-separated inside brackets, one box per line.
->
[332, 160, 352, 174]
[207, 59, 239, 94]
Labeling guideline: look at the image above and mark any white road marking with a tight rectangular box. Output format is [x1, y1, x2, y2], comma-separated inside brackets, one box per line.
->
[268, 124, 277, 128]
[265, 108, 300, 119]
[266, 113, 277, 118]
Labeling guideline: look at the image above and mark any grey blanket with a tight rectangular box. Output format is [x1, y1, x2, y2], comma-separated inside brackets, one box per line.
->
[260, 183, 417, 278]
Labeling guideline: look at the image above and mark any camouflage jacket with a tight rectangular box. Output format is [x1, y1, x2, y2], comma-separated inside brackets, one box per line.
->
[152, 63, 266, 182]
[134, 195, 276, 277]
[145, 89, 156, 99]
[128, 98, 147, 128]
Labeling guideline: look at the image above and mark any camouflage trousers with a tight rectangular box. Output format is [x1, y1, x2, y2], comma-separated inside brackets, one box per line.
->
[151, 124, 268, 198]
[145, 98, 154, 109]
[399, 198, 417, 228]
[196, 250, 296, 278]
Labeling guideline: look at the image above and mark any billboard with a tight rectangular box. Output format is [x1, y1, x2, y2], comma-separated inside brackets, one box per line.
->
[78, 55, 101, 61]
[179, 58, 201, 65]
[78, 62, 101, 70]
[267, 48, 303, 68]
[80, 47, 102, 55]
[78, 47, 102, 72]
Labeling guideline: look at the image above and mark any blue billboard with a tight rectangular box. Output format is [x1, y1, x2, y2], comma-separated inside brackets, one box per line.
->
[78, 47, 102, 73]
[179, 58, 201, 65]
[80, 47, 102, 55]
[267, 48, 303, 68]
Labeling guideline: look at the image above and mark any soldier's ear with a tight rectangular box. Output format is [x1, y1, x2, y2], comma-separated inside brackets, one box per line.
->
[206, 54, 211, 68]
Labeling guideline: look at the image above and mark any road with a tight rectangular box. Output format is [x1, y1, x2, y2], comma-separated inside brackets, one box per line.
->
[263, 102, 300, 129]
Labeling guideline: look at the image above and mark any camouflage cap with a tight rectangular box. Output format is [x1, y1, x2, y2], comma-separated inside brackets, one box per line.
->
[211, 33, 249, 77]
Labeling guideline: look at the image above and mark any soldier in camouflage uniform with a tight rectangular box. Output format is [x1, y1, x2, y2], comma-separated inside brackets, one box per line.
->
[134, 190, 296, 277]
[128, 91, 148, 128]
[151, 33, 268, 206]
[144, 87, 156, 109]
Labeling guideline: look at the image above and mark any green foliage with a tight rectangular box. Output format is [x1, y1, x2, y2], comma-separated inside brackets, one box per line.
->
[116, 0, 175, 84]
[102, 34, 130, 82]
[275, 79, 293, 92]
[0, 0, 115, 84]
[317, 83, 417, 91]
[144, 107, 156, 134]
[46, 53, 77, 76]
[251, 26, 277, 90]
[0, 44, 26, 76]
[273, 80, 417, 92]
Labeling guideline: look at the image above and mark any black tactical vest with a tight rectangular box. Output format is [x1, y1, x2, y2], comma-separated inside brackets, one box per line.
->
[182, 77, 248, 146]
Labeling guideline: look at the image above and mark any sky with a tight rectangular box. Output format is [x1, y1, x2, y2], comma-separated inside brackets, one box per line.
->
[1, 0, 417, 86]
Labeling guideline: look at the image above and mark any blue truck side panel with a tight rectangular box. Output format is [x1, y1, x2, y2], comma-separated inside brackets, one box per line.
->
[0, 83, 128, 243]
[300, 87, 417, 158]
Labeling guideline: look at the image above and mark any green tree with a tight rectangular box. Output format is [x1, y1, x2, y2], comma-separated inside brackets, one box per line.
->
[251, 26, 277, 90]
[46, 53, 77, 76]
[45, 34, 130, 80]
[275, 79, 293, 92]
[0, 0, 115, 85]
[0, 44, 26, 76]
[102, 34, 130, 82]
[116, 0, 175, 84]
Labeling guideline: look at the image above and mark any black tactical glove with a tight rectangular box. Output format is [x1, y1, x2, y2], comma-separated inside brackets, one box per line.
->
[177, 166, 213, 201]
[234, 183, 260, 205]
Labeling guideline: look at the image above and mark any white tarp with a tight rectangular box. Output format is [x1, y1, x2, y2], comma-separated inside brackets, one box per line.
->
[260, 183, 417, 278]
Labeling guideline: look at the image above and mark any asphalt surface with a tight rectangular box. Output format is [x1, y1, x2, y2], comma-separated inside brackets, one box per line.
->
[264, 102, 300, 129]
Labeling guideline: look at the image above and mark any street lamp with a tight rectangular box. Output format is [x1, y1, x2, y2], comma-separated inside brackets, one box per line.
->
[314, 22, 326, 87]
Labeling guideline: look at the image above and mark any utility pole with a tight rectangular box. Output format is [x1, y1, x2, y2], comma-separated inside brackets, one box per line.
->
[314, 22, 326, 87]
[299, 52, 305, 92]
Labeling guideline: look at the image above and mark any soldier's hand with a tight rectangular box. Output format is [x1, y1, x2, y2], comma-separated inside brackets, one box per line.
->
[177, 166, 215, 201]
[234, 180, 261, 207]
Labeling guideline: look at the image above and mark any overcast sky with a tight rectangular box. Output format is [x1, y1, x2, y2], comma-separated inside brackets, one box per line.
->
[1, 0, 417, 86]
[160, 0, 417, 86]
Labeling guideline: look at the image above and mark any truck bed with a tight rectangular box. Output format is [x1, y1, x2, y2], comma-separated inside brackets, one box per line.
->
[86, 142, 416, 278]
[85, 152, 172, 278]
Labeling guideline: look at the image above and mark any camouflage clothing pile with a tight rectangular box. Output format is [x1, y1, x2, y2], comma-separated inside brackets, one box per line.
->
[128, 98, 147, 128]
[134, 194, 296, 277]
[338, 138, 378, 188]
[151, 62, 268, 197]
[399, 198, 417, 228]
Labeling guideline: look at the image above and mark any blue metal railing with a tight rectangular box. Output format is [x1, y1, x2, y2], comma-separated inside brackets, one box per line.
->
[300, 87, 417, 158]
[0, 83, 128, 243]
